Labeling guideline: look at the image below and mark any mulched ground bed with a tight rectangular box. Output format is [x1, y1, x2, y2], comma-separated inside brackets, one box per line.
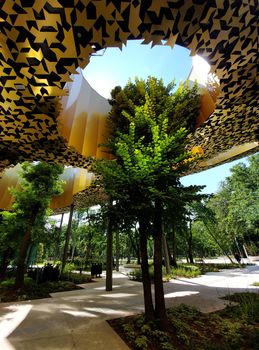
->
[108, 293, 259, 350]
[0, 281, 83, 302]
[0, 271, 94, 302]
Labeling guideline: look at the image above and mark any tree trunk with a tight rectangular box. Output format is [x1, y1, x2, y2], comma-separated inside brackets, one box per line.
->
[137, 245, 141, 265]
[187, 220, 194, 264]
[166, 240, 173, 266]
[61, 203, 74, 274]
[0, 248, 13, 281]
[162, 232, 170, 274]
[234, 237, 243, 259]
[106, 209, 114, 291]
[15, 208, 38, 289]
[139, 216, 155, 322]
[115, 231, 119, 272]
[203, 223, 235, 263]
[153, 199, 168, 330]
[171, 226, 177, 267]
[85, 243, 92, 263]
[128, 230, 140, 264]
[26, 244, 33, 267]
[242, 244, 249, 259]
[54, 213, 64, 263]
[71, 245, 76, 261]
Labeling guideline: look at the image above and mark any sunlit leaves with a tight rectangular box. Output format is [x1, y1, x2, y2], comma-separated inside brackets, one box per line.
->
[3, 162, 64, 247]
[94, 76, 200, 206]
[208, 154, 259, 250]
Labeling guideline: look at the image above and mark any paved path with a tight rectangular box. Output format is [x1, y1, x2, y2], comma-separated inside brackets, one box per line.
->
[0, 262, 258, 350]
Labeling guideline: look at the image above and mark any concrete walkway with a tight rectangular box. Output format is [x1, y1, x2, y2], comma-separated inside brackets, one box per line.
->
[0, 262, 258, 350]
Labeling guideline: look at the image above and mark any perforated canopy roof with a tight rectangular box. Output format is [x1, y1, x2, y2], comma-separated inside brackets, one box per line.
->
[0, 0, 258, 210]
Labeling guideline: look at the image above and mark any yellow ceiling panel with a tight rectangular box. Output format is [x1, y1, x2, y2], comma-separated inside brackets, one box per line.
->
[0, 0, 257, 201]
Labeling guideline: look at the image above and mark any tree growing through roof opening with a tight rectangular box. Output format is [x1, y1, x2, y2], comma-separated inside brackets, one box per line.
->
[93, 76, 202, 328]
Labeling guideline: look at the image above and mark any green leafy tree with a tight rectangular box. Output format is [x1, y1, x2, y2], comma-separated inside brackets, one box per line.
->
[163, 187, 206, 266]
[74, 207, 107, 265]
[55, 206, 108, 269]
[209, 154, 259, 255]
[93, 77, 201, 327]
[190, 199, 235, 262]
[41, 218, 63, 261]
[191, 220, 220, 258]
[0, 211, 20, 279]
[11, 162, 64, 288]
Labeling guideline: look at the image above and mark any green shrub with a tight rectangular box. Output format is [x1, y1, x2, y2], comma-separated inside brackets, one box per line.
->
[140, 324, 152, 335]
[60, 272, 92, 284]
[24, 277, 33, 286]
[128, 268, 142, 281]
[161, 342, 175, 350]
[151, 330, 170, 343]
[168, 303, 201, 320]
[176, 332, 190, 346]
[0, 279, 81, 302]
[222, 292, 259, 323]
[122, 323, 135, 341]
[134, 314, 145, 328]
[128, 264, 196, 281]
[135, 335, 148, 350]
[63, 262, 76, 274]
[123, 263, 141, 269]
[1, 278, 15, 288]
[110, 293, 259, 350]
[170, 265, 200, 278]
[128, 262, 250, 282]
[0, 277, 33, 288]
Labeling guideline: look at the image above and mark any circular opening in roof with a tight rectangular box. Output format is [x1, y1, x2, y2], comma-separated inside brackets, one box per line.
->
[83, 40, 193, 99]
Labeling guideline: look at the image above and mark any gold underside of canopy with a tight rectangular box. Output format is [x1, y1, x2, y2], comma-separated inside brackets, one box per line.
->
[0, 0, 258, 210]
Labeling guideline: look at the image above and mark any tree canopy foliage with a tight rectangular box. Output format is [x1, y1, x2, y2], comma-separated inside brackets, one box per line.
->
[0, 162, 64, 287]
[95, 77, 201, 206]
[208, 154, 259, 254]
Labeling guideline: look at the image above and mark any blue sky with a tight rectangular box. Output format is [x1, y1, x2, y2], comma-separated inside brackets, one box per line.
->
[83, 40, 248, 194]
[181, 158, 249, 194]
[83, 40, 192, 98]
